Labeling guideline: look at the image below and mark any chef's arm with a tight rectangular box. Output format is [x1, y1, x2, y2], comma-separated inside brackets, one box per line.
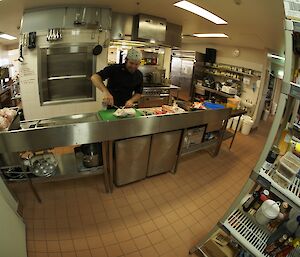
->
[91, 74, 114, 105]
[91, 74, 108, 93]
[130, 93, 142, 103]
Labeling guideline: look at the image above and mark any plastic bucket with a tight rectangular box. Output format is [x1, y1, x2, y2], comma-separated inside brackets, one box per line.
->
[241, 119, 254, 135]
[255, 200, 280, 225]
[263, 109, 270, 121]
[227, 118, 233, 129]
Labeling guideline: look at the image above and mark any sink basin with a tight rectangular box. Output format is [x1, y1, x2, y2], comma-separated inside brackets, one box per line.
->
[241, 100, 254, 109]
[36, 113, 100, 128]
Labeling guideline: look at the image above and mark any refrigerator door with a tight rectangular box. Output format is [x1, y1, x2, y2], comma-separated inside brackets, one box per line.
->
[114, 136, 151, 186]
[147, 130, 182, 176]
[171, 57, 195, 101]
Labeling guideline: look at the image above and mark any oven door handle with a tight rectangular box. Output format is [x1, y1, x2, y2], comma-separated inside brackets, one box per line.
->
[48, 75, 87, 81]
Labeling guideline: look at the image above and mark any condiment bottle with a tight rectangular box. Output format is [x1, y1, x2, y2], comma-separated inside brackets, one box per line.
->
[253, 189, 269, 210]
[242, 191, 260, 212]
[262, 146, 280, 172]
[264, 234, 288, 254]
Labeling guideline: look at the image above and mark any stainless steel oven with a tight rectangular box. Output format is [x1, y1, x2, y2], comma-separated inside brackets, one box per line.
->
[38, 44, 96, 105]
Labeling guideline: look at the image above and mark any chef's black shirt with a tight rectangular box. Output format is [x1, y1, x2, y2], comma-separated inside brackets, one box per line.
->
[97, 63, 143, 107]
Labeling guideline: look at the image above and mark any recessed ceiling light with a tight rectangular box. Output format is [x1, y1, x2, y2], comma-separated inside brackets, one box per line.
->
[267, 53, 285, 61]
[0, 33, 17, 40]
[193, 33, 228, 38]
[174, 1, 227, 25]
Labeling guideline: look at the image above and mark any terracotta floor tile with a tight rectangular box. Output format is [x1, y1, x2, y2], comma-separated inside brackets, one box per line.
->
[47, 240, 61, 252]
[140, 220, 157, 234]
[101, 232, 118, 246]
[114, 229, 132, 242]
[60, 240, 74, 252]
[159, 225, 176, 239]
[73, 238, 89, 251]
[86, 236, 103, 249]
[48, 253, 62, 257]
[153, 241, 171, 255]
[139, 246, 159, 257]
[76, 250, 92, 257]
[105, 244, 123, 257]
[146, 230, 164, 245]
[133, 235, 151, 250]
[35, 241, 47, 252]
[128, 225, 145, 238]
[119, 240, 138, 254]
[124, 251, 141, 257]
[90, 247, 108, 257]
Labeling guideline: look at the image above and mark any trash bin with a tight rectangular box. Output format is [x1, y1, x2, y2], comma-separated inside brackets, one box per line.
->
[227, 118, 233, 129]
[241, 118, 254, 135]
[263, 109, 270, 121]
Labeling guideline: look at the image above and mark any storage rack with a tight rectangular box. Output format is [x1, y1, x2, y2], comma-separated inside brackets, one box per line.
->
[189, 18, 300, 257]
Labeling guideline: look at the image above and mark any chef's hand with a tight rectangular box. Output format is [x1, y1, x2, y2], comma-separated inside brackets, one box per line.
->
[125, 100, 134, 108]
[103, 92, 114, 106]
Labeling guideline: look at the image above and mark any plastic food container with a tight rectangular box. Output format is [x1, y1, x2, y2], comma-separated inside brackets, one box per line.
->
[226, 98, 240, 110]
[277, 152, 300, 182]
[271, 171, 291, 188]
[255, 200, 280, 225]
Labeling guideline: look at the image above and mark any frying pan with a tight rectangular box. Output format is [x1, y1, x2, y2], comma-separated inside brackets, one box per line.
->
[93, 30, 110, 56]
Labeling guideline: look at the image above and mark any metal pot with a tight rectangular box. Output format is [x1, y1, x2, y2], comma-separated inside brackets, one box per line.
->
[80, 143, 103, 168]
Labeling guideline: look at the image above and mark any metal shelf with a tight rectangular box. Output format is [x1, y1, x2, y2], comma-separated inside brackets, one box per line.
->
[205, 65, 260, 78]
[196, 86, 236, 98]
[223, 209, 270, 257]
[203, 71, 241, 82]
[255, 167, 300, 210]
[181, 139, 218, 156]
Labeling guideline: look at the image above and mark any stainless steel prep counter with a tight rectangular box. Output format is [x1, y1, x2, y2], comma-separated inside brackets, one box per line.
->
[0, 108, 231, 195]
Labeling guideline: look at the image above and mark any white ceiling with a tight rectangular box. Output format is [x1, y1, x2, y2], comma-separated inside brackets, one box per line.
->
[0, 0, 285, 53]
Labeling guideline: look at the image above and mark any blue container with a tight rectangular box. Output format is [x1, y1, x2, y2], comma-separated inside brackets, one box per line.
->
[203, 102, 225, 110]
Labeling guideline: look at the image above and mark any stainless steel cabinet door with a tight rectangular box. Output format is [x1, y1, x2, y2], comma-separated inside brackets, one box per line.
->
[147, 130, 182, 177]
[114, 136, 151, 186]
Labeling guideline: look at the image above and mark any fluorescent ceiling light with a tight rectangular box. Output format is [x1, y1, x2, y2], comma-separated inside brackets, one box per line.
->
[0, 33, 17, 40]
[267, 53, 285, 61]
[193, 33, 228, 38]
[174, 0, 227, 25]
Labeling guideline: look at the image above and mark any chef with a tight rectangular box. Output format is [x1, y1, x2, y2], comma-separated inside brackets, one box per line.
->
[91, 48, 143, 108]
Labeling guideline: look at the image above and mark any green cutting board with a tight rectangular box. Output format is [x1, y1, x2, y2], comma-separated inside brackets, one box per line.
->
[97, 109, 143, 121]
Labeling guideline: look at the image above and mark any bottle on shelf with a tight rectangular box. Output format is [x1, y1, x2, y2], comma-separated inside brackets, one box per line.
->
[252, 189, 270, 211]
[264, 234, 288, 254]
[242, 191, 260, 212]
[262, 145, 280, 172]
[273, 237, 294, 257]
[267, 208, 300, 245]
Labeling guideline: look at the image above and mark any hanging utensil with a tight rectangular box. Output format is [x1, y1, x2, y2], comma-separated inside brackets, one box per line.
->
[92, 29, 109, 55]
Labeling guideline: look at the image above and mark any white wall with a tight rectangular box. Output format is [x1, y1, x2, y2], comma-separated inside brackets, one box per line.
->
[181, 43, 269, 127]
[0, 44, 9, 67]
[19, 29, 108, 120]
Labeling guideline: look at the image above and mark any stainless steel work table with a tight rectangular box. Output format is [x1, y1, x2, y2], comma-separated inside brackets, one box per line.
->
[0, 108, 231, 197]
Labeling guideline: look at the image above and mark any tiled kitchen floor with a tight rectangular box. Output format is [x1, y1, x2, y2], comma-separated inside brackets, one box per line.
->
[10, 119, 272, 257]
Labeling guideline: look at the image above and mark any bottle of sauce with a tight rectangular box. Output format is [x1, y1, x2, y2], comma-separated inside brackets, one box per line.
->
[262, 145, 280, 172]
[253, 189, 270, 211]
[242, 191, 260, 212]
[264, 234, 288, 254]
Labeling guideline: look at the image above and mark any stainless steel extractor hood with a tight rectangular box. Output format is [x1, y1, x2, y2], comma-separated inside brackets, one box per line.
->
[132, 14, 167, 43]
